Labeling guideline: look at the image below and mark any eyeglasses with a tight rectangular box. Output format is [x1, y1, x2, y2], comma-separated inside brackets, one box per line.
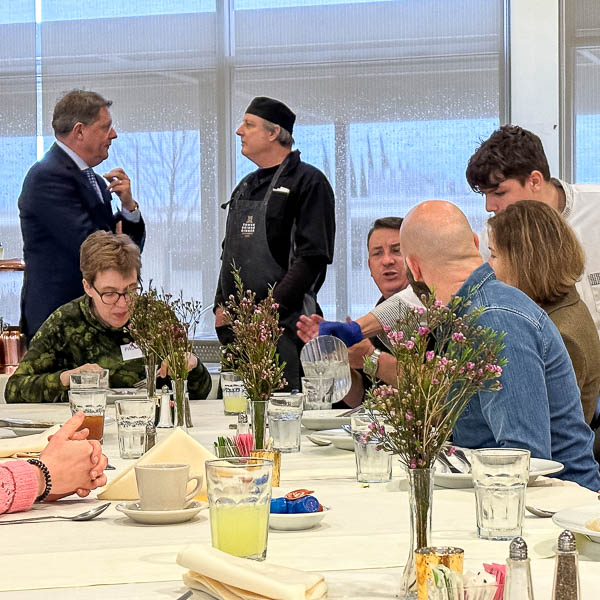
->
[91, 283, 141, 305]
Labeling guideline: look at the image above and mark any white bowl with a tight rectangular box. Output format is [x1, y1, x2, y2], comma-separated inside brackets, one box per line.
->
[269, 507, 330, 531]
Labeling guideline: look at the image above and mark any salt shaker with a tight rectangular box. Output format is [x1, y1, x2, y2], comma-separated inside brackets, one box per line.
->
[156, 385, 174, 428]
[504, 537, 534, 600]
[237, 412, 249, 435]
[552, 530, 580, 600]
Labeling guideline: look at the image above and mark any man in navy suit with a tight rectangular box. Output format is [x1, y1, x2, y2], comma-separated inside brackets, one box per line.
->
[18, 89, 145, 343]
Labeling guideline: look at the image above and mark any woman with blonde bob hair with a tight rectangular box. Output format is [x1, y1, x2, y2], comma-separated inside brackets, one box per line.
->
[487, 200, 600, 424]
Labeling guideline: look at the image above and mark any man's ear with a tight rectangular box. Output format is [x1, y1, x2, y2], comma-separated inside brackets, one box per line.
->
[268, 125, 280, 142]
[528, 170, 545, 193]
[473, 231, 480, 250]
[405, 255, 422, 281]
[72, 122, 85, 138]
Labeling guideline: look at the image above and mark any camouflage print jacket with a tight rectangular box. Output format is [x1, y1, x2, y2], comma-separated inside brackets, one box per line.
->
[6, 295, 212, 403]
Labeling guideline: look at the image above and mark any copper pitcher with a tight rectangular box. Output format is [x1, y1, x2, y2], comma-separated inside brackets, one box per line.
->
[0, 326, 26, 374]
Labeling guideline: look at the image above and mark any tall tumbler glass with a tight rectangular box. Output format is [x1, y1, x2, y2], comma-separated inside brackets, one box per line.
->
[115, 399, 155, 459]
[471, 448, 530, 540]
[221, 372, 247, 415]
[68, 389, 107, 442]
[205, 457, 273, 561]
[268, 393, 303, 453]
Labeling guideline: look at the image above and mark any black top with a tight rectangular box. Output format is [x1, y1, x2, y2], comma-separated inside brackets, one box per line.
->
[215, 150, 335, 316]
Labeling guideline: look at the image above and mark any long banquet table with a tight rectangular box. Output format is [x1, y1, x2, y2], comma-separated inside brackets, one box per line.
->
[1, 400, 599, 598]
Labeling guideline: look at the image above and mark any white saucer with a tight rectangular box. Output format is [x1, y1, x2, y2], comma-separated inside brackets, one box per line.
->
[116, 500, 208, 524]
[434, 456, 564, 489]
[269, 507, 330, 531]
[302, 410, 351, 431]
[307, 428, 354, 451]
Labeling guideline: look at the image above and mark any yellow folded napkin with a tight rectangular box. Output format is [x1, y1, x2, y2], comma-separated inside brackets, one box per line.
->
[98, 427, 215, 501]
[177, 545, 327, 600]
[0, 424, 61, 458]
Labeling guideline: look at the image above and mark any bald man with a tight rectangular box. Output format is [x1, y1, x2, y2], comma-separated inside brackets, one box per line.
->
[300, 201, 600, 490]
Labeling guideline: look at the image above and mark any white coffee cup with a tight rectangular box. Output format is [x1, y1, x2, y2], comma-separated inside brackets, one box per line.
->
[135, 463, 203, 511]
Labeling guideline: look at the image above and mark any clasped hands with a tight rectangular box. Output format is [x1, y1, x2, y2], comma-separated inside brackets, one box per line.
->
[40, 412, 108, 501]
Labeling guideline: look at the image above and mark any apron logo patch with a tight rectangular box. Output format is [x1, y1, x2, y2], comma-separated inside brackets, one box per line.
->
[241, 216, 255, 237]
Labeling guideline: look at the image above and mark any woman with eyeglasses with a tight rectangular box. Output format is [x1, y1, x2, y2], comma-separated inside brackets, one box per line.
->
[487, 200, 600, 424]
[5, 231, 211, 403]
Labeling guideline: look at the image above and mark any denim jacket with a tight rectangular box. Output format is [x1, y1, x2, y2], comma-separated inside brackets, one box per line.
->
[453, 264, 600, 491]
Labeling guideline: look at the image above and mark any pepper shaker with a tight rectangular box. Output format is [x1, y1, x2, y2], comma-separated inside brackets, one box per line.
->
[552, 530, 580, 600]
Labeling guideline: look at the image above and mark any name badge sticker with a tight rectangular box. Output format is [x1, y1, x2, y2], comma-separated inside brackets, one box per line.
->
[121, 342, 143, 361]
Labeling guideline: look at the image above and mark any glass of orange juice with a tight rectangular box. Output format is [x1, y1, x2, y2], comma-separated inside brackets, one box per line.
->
[68, 389, 107, 442]
[205, 457, 273, 561]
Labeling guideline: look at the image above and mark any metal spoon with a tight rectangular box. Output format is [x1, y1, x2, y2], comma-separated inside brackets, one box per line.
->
[525, 505, 555, 518]
[307, 434, 331, 447]
[0, 502, 111, 525]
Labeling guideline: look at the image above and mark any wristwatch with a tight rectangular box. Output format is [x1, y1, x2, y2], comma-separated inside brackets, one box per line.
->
[363, 348, 382, 378]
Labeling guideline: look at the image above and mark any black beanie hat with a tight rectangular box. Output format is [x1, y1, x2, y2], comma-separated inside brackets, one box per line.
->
[245, 97, 296, 135]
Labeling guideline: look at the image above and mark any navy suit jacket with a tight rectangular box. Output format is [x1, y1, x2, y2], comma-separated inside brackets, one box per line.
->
[18, 143, 145, 343]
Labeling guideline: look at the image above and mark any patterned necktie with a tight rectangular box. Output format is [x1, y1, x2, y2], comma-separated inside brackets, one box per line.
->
[83, 168, 104, 202]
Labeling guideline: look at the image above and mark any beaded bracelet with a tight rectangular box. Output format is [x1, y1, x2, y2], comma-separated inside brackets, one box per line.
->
[27, 458, 52, 502]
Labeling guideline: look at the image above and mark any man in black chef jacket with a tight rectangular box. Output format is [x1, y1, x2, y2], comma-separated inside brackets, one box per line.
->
[214, 97, 336, 390]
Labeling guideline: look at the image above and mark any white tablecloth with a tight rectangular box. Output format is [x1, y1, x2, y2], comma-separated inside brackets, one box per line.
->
[0, 400, 598, 598]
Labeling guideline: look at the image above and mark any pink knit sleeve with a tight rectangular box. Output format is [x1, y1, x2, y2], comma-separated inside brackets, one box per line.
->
[0, 461, 39, 515]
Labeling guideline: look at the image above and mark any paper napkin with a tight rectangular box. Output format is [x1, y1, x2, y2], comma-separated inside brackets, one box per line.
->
[0, 424, 61, 458]
[98, 427, 215, 501]
[177, 545, 328, 600]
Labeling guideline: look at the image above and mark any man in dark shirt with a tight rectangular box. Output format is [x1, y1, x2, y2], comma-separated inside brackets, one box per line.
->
[214, 97, 335, 389]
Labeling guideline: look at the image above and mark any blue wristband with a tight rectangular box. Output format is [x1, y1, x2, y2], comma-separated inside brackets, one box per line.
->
[318, 320, 363, 347]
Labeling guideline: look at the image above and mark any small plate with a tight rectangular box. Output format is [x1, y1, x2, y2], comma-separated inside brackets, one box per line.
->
[302, 410, 351, 431]
[434, 456, 564, 489]
[307, 428, 354, 451]
[115, 500, 208, 525]
[106, 388, 148, 404]
[552, 505, 600, 544]
[269, 507, 330, 531]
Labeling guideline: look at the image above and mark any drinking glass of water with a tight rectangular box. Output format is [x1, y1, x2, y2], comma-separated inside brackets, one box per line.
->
[267, 393, 304, 453]
[115, 399, 155, 459]
[471, 448, 530, 540]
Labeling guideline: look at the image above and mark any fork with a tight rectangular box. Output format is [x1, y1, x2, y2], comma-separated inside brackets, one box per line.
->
[133, 378, 147, 389]
[437, 452, 463, 474]
[452, 448, 472, 472]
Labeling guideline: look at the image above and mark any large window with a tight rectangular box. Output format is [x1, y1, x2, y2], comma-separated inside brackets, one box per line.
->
[563, 0, 600, 184]
[0, 0, 505, 330]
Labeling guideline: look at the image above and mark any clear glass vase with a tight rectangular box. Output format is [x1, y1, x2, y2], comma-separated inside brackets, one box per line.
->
[400, 467, 435, 599]
[171, 378, 193, 428]
[250, 399, 268, 450]
[144, 354, 158, 399]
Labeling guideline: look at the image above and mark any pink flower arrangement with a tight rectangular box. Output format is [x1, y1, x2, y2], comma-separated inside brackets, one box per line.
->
[364, 292, 506, 470]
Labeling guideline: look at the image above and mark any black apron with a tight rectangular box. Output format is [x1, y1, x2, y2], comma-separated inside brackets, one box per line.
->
[220, 156, 315, 390]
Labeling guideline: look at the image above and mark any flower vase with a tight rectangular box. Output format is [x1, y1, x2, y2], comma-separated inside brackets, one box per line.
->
[250, 399, 268, 450]
[172, 378, 193, 428]
[400, 467, 435, 599]
[144, 354, 158, 399]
